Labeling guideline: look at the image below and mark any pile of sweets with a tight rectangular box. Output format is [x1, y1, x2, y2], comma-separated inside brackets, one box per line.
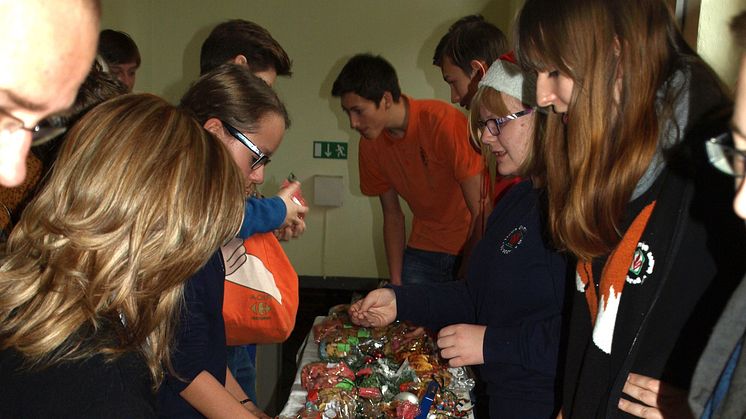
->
[288, 305, 476, 419]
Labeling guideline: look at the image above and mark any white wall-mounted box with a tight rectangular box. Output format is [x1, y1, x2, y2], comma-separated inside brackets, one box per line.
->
[313, 175, 344, 207]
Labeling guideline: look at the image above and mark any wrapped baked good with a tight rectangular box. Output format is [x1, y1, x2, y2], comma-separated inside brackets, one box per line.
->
[316, 387, 357, 419]
[300, 361, 355, 392]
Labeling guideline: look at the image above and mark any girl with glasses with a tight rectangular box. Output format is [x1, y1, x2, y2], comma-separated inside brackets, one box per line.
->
[157, 64, 301, 418]
[349, 55, 568, 418]
[516, 0, 746, 417]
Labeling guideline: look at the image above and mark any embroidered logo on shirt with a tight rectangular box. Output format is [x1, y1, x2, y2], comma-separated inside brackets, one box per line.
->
[500, 226, 526, 254]
[626, 241, 655, 285]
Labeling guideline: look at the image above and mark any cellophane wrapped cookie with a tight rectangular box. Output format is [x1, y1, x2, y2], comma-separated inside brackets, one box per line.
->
[292, 306, 475, 418]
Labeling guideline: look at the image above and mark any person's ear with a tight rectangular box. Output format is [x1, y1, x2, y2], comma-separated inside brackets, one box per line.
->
[203, 118, 225, 138]
[470, 60, 488, 80]
[381, 91, 393, 109]
[232, 54, 249, 67]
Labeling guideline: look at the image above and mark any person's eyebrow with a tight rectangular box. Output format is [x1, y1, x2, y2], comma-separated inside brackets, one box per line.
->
[0, 89, 48, 112]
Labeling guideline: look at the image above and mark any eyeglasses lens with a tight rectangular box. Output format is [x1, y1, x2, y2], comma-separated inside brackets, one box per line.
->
[706, 133, 745, 178]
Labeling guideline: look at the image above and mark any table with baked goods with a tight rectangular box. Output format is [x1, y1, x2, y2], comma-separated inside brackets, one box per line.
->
[278, 307, 476, 419]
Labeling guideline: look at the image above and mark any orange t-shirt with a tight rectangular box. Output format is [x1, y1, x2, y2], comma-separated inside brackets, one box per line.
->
[359, 96, 484, 254]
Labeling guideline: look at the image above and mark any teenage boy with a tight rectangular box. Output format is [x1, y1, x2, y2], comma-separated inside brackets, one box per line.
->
[200, 19, 291, 86]
[433, 15, 508, 110]
[99, 29, 141, 92]
[332, 54, 483, 286]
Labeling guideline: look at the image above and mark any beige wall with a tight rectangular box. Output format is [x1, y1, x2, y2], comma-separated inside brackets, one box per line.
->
[101, 0, 739, 281]
[101, 0, 516, 280]
[697, 0, 743, 88]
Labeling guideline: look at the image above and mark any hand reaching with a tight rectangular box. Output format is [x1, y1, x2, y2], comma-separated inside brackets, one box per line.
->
[348, 288, 397, 328]
[276, 181, 308, 240]
[436, 323, 486, 367]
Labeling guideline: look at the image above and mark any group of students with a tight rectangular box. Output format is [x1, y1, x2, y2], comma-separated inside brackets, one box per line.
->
[0, 0, 745, 418]
[347, 1, 746, 419]
[0, 12, 305, 419]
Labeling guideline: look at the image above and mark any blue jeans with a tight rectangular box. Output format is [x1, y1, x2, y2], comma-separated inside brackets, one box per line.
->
[226, 344, 257, 401]
[401, 246, 457, 285]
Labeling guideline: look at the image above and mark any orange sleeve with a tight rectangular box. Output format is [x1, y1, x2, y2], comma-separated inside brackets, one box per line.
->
[358, 137, 390, 196]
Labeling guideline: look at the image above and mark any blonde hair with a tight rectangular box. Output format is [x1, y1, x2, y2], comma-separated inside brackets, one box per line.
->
[468, 85, 545, 194]
[0, 94, 244, 387]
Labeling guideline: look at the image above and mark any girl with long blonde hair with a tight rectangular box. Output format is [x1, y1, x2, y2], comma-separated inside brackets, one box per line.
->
[0, 94, 244, 417]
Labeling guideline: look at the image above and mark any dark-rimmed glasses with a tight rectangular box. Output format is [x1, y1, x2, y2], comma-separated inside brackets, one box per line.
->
[477, 108, 534, 136]
[222, 121, 271, 170]
[706, 131, 745, 179]
[0, 107, 67, 146]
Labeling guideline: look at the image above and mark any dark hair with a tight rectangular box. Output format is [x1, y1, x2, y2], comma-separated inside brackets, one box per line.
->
[200, 19, 292, 77]
[35, 59, 128, 175]
[733, 10, 746, 49]
[98, 29, 140, 66]
[180, 63, 290, 132]
[331, 54, 401, 105]
[433, 15, 508, 74]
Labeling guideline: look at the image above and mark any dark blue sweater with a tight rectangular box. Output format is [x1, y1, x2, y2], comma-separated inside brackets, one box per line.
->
[158, 252, 227, 418]
[394, 180, 567, 416]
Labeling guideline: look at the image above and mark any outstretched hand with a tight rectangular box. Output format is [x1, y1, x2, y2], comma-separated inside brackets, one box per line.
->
[348, 288, 397, 328]
[436, 323, 486, 367]
[276, 181, 307, 240]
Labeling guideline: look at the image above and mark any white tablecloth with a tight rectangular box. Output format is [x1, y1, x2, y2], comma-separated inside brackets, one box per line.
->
[279, 316, 326, 417]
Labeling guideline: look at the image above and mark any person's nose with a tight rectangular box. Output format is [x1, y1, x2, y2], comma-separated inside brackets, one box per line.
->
[735, 176, 746, 220]
[349, 114, 360, 130]
[536, 72, 557, 108]
[450, 86, 460, 105]
[0, 128, 31, 187]
[122, 74, 135, 92]
[480, 127, 496, 147]
[248, 164, 265, 185]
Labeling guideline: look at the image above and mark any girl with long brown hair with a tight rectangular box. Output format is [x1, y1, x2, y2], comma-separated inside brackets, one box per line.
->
[516, 0, 746, 417]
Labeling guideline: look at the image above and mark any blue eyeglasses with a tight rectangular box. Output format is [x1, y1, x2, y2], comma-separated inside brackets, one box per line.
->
[477, 108, 534, 136]
[222, 121, 271, 170]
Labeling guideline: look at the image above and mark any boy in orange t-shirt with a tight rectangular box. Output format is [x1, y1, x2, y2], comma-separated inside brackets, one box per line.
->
[332, 54, 484, 285]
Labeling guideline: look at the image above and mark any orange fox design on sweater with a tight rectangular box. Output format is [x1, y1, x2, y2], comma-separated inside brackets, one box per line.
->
[575, 202, 656, 354]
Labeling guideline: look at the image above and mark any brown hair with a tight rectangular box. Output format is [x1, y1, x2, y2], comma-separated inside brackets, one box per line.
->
[180, 63, 290, 133]
[433, 15, 509, 73]
[516, 0, 717, 260]
[0, 94, 244, 387]
[200, 19, 292, 77]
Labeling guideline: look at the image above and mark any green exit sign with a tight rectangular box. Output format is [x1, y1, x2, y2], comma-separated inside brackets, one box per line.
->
[313, 141, 348, 160]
